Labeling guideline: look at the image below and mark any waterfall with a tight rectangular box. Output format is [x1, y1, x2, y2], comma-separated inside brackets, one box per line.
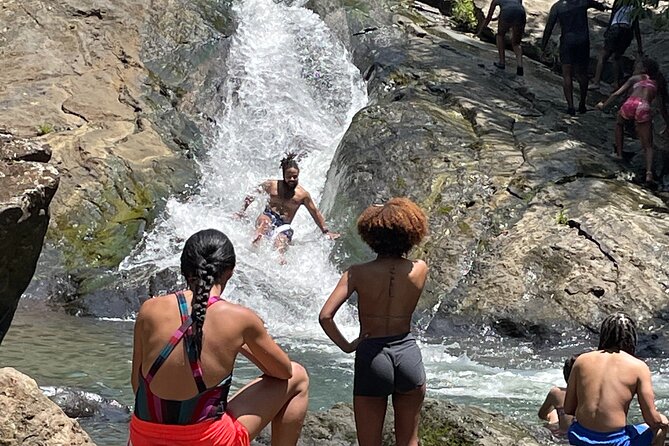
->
[121, 0, 367, 345]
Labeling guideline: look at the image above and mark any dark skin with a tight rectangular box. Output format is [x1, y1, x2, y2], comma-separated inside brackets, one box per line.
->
[319, 256, 428, 446]
[238, 167, 339, 252]
[564, 350, 667, 445]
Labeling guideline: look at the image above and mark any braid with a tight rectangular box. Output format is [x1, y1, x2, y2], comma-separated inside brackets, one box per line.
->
[181, 229, 236, 359]
[190, 264, 216, 358]
[598, 313, 637, 356]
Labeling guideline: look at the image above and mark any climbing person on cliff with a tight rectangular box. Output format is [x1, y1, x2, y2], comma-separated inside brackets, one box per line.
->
[590, 0, 643, 91]
[541, 0, 608, 115]
[476, 0, 527, 76]
[236, 152, 339, 255]
[596, 56, 669, 184]
[128, 229, 309, 446]
[319, 198, 429, 446]
[564, 313, 668, 446]
[538, 354, 578, 436]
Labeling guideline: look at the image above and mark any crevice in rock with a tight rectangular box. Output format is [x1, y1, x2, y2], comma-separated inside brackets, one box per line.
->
[567, 219, 618, 267]
[72, 8, 105, 20]
[352, 27, 379, 36]
[555, 172, 616, 185]
[61, 104, 89, 123]
[505, 187, 524, 200]
[20, 5, 42, 27]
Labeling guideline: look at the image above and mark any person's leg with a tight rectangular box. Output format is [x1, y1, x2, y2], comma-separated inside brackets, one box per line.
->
[354, 396, 388, 446]
[392, 385, 426, 446]
[615, 112, 626, 158]
[652, 424, 667, 446]
[253, 214, 273, 244]
[576, 62, 589, 113]
[612, 54, 623, 89]
[511, 22, 524, 74]
[227, 362, 309, 445]
[562, 64, 575, 113]
[591, 47, 611, 88]
[636, 121, 653, 182]
[495, 18, 511, 68]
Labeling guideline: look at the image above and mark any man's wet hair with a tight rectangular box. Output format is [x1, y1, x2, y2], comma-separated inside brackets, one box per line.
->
[280, 152, 300, 172]
[598, 313, 637, 356]
[357, 197, 428, 257]
[563, 354, 581, 383]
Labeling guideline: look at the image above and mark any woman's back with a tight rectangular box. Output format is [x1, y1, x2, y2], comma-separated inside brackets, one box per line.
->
[353, 257, 428, 337]
[629, 74, 658, 102]
[134, 291, 247, 401]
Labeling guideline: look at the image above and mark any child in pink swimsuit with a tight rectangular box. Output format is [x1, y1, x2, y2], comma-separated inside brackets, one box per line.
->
[597, 57, 669, 184]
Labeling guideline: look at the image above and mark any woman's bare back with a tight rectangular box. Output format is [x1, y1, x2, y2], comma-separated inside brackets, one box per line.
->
[352, 258, 428, 337]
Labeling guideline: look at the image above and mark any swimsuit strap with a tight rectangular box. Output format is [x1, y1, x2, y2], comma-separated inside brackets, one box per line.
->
[144, 313, 194, 384]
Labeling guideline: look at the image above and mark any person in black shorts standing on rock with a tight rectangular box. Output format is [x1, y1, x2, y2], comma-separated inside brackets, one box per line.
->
[477, 0, 527, 76]
[542, 0, 608, 115]
[590, 0, 642, 91]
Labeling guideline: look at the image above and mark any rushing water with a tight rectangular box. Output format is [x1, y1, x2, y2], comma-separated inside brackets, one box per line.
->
[2, 0, 669, 445]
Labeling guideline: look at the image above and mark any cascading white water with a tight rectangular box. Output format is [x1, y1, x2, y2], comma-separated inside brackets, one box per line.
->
[122, 0, 366, 348]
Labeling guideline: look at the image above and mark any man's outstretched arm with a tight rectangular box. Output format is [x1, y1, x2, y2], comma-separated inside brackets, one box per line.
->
[303, 193, 339, 239]
[237, 181, 270, 216]
[541, 4, 559, 51]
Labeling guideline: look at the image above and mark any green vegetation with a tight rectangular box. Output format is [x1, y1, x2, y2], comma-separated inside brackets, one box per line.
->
[555, 208, 569, 225]
[451, 0, 477, 32]
[37, 123, 55, 136]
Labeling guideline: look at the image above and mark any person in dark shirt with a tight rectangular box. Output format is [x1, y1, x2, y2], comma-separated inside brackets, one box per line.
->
[542, 0, 608, 115]
[590, 0, 643, 90]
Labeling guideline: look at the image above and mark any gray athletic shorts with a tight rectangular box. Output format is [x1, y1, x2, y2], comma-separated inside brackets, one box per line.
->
[353, 332, 426, 397]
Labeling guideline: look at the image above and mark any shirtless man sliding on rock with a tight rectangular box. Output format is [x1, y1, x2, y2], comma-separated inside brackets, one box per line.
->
[565, 313, 668, 446]
[237, 153, 339, 253]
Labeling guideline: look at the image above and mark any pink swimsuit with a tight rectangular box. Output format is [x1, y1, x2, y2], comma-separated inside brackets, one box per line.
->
[619, 75, 657, 123]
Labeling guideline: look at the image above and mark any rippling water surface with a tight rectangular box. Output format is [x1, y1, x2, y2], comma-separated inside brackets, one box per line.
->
[2, 0, 669, 444]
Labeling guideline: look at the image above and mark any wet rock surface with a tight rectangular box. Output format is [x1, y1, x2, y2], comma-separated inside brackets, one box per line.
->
[0, 135, 59, 343]
[314, 1, 669, 348]
[0, 367, 95, 445]
[0, 0, 235, 312]
[252, 399, 556, 445]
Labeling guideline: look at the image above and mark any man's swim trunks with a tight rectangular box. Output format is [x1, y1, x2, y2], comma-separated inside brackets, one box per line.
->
[129, 412, 250, 446]
[568, 421, 653, 446]
[263, 208, 294, 241]
[620, 96, 652, 123]
[354, 332, 425, 397]
[560, 41, 590, 67]
[604, 24, 634, 56]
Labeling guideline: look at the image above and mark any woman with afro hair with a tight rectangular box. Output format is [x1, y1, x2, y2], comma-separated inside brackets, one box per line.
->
[319, 197, 429, 446]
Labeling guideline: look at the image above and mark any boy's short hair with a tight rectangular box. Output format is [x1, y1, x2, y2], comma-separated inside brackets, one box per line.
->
[563, 354, 581, 382]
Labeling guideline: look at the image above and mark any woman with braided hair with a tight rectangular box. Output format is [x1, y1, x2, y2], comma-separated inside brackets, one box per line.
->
[129, 229, 309, 446]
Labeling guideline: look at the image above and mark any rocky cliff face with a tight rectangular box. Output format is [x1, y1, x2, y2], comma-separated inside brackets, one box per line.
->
[0, 136, 58, 343]
[0, 367, 95, 445]
[312, 0, 669, 349]
[0, 0, 234, 312]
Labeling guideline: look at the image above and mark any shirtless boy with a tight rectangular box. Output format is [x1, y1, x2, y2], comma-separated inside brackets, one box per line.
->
[539, 355, 578, 435]
[565, 313, 668, 446]
[237, 153, 339, 252]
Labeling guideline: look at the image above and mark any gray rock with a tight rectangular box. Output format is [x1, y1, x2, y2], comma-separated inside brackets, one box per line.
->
[313, 1, 669, 347]
[0, 136, 59, 344]
[253, 399, 556, 445]
[0, 368, 95, 445]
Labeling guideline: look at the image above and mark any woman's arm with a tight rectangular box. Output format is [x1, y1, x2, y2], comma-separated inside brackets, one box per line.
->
[597, 77, 635, 109]
[319, 270, 361, 353]
[477, 0, 498, 35]
[130, 303, 148, 394]
[242, 309, 293, 379]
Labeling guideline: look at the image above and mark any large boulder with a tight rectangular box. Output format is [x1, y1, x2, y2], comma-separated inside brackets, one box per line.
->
[313, 1, 669, 347]
[0, 135, 59, 343]
[0, 0, 235, 312]
[0, 367, 95, 445]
